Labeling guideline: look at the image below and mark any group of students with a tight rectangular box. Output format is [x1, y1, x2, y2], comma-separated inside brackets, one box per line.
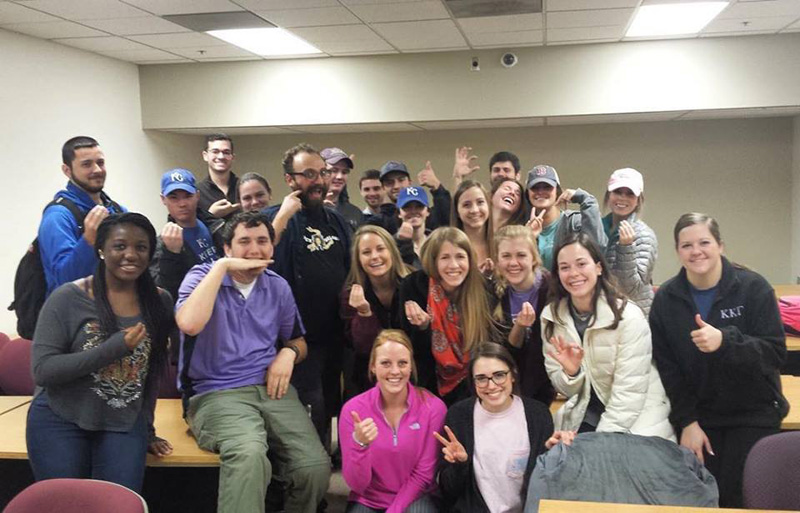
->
[23, 134, 788, 513]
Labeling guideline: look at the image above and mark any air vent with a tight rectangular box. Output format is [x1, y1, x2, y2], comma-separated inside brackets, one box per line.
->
[163, 11, 275, 32]
[445, 0, 543, 18]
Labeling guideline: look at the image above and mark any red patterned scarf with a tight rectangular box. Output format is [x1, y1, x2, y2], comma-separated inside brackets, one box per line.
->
[427, 278, 468, 396]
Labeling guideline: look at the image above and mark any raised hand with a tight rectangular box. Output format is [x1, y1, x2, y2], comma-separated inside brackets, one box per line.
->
[279, 190, 303, 217]
[161, 222, 184, 253]
[209, 198, 240, 218]
[618, 220, 635, 246]
[404, 300, 431, 329]
[526, 208, 546, 239]
[556, 189, 576, 209]
[124, 322, 147, 350]
[223, 257, 271, 273]
[349, 284, 371, 317]
[434, 425, 468, 463]
[690, 314, 722, 353]
[548, 334, 584, 377]
[417, 161, 441, 190]
[396, 220, 414, 240]
[515, 301, 536, 328]
[83, 205, 109, 246]
[680, 421, 714, 465]
[351, 411, 378, 447]
[452, 146, 479, 182]
[545, 430, 577, 449]
[324, 190, 336, 207]
[478, 257, 494, 276]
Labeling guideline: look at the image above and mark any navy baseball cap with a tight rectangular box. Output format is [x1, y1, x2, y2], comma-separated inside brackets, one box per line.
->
[320, 147, 353, 168]
[526, 165, 560, 189]
[397, 186, 429, 209]
[379, 160, 410, 181]
[161, 168, 197, 196]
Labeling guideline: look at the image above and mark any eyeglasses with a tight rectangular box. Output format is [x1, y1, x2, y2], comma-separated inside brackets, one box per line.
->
[473, 370, 510, 388]
[206, 149, 233, 157]
[288, 169, 330, 180]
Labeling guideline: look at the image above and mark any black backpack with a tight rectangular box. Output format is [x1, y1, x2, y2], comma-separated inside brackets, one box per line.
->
[8, 198, 86, 339]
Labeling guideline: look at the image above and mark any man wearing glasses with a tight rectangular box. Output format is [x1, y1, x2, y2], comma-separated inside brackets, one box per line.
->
[198, 133, 241, 221]
[266, 143, 352, 445]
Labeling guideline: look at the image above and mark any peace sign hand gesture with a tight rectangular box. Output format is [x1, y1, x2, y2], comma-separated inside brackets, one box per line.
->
[434, 425, 468, 463]
[548, 334, 584, 377]
[527, 208, 546, 238]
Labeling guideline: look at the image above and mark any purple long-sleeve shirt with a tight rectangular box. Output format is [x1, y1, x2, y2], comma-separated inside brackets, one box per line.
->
[339, 383, 446, 512]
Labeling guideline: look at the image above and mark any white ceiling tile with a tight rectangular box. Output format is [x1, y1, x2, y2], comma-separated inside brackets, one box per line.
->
[3, 20, 107, 38]
[254, 7, 361, 27]
[372, 19, 468, 50]
[54, 35, 151, 51]
[19, 0, 147, 20]
[81, 15, 191, 35]
[547, 111, 685, 125]
[702, 15, 797, 33]
[138, 58, 194, 63]
[169, 44, 260, 58]
[0, 2, 58, 24]
[415, 118, 545, 129]
[129, 31, 229, 48]
[458, 14, 543, 33]
[547, 0, 638, 10]
[327, 48, 399, 55]
[196, 55, 264, 61]
[290, 24, 382, 43]
[546, 8, 633, 28]
[235, 0, 340, 8]
[314, 38, 395, 53]
[784, 17, 800, 29]
[94, 47, 185, 62]
[119, 0, 244, 15]
[548, 25, 624, 42]
[348, 1, 449, 23]
[468, 30, 543, 47]
[718, 0, 800, 19]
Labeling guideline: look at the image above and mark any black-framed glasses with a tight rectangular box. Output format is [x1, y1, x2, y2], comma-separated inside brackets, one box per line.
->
[473, 370, 510, 388]
[288, 169, 330, 180]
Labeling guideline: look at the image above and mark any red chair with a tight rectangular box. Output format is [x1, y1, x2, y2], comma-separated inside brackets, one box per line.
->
[0, 338, 34, 395]
[0, 332, 10, 354]
[3, 479, 147, 513]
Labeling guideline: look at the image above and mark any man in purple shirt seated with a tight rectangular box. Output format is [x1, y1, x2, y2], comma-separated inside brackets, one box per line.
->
[175, 211, 330, 513]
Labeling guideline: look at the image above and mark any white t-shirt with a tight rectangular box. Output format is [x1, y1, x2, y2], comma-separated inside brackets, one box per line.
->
[232, 278, 256, 299]
[473, 395, 530, 513]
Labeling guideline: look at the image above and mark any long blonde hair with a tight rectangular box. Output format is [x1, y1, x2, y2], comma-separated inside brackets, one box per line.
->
[491, 224, 542, 322]
[346, 225, 410, 289]
[420, 227, 491, 353]
[451, 180, 493, 254]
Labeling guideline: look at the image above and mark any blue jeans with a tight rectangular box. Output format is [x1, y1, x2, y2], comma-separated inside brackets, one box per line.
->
[26, 392, 148, 492]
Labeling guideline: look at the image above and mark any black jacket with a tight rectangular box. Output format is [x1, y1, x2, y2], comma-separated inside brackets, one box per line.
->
[438, 396, 553, 513]
[649, 257, 788, 431]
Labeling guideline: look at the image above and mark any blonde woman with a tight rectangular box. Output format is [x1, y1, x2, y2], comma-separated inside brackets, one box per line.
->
[452, 180, 493, 274]
[341, 225, 411, 393]
[399, 227, 493, 405]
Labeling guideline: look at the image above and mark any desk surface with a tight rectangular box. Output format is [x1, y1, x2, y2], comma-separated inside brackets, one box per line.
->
[773, 284, 800, 298]
[0, 396, 31, 416]
[539, 499, 796, 513]
[0, 398, 219, 466]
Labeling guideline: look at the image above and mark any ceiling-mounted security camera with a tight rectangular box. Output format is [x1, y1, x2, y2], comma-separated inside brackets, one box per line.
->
[501, 53, 518, 68]
[470, 56, 480, 71]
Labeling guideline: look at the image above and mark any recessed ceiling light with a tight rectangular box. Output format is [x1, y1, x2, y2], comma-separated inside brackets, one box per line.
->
[626, 2, 729, 38]
[207, 28, 321, 56]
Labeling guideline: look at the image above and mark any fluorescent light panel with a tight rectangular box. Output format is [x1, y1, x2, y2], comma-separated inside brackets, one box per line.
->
[626, 2, 728, 38]
[208, 28, 321, 56]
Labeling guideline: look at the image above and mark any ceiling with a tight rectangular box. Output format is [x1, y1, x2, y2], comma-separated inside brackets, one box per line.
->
[1, 0, 799, 65]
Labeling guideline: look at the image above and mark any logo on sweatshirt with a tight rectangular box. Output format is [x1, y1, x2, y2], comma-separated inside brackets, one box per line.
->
[409, 422, 421, 430]
[720, 305, 744, 319]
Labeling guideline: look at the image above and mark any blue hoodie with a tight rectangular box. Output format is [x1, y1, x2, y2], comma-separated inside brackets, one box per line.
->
[38, 182, 126, 295]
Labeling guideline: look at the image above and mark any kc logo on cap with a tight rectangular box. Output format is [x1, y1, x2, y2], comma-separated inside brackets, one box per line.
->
[171, 171, 185, 182]
[406, 186, 419, 196]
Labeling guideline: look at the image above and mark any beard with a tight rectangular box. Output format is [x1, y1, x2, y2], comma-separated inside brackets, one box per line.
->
[300, 183, 328, 210]
[71, 174, 105, 194]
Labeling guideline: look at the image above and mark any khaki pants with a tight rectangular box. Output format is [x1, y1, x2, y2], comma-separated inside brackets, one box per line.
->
[188, 385, 331, 513]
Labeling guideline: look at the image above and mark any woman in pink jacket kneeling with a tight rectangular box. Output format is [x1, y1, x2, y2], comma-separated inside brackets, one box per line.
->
[339, 329, 447, 513]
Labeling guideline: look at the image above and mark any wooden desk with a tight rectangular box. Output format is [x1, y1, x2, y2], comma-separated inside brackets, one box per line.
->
[548, 377, 798, 430]
[0, 396, 31, 416]
[773, 284, 800, 298]
[0, 398, 219, 466]
[539, 499, 796, 513]
[787, 336, 800, 352]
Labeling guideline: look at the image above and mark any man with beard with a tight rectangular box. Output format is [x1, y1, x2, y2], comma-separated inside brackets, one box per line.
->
[38, 136, 126, 296]
[266, 143, 352, 442]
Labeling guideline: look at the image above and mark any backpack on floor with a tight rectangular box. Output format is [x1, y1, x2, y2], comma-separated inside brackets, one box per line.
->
[8, 198, 85, 339]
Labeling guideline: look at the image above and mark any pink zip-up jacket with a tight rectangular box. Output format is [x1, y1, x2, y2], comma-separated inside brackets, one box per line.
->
[339, 382, 447, 512]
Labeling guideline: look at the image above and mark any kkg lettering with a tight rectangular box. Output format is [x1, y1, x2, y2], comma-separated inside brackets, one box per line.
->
[719, 305, 744, 319]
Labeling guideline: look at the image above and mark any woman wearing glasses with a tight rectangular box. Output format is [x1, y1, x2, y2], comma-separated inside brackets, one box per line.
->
[541, 233, 673, 439]
[435, 343, 567, 513]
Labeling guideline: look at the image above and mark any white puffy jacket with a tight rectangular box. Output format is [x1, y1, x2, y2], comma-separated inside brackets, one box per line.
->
[541, 294, 675, 441]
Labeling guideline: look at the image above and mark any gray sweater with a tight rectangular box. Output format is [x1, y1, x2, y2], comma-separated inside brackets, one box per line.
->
[603, 214, 657, 315]
[32, 283, 165, 437]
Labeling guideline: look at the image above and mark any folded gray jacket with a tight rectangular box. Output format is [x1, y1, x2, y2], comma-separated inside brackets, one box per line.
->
[524, 432, 718, 512]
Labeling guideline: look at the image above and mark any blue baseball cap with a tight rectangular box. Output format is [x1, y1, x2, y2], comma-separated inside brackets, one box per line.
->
[161, 168, 197, 196]
[397, 186, 429, 209]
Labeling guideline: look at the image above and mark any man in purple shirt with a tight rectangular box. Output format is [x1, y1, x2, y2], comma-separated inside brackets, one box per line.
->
[175, 211, 330, 513]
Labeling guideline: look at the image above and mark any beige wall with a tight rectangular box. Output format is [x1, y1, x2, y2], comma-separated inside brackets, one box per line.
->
[793, 115, 800, 284]
[0, 28, 200, 332]
[230, 116, 793, 285]
[139, 34, 800, 130]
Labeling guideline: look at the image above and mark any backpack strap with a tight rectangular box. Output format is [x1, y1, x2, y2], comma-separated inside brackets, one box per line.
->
[44, 197, 88, 232]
